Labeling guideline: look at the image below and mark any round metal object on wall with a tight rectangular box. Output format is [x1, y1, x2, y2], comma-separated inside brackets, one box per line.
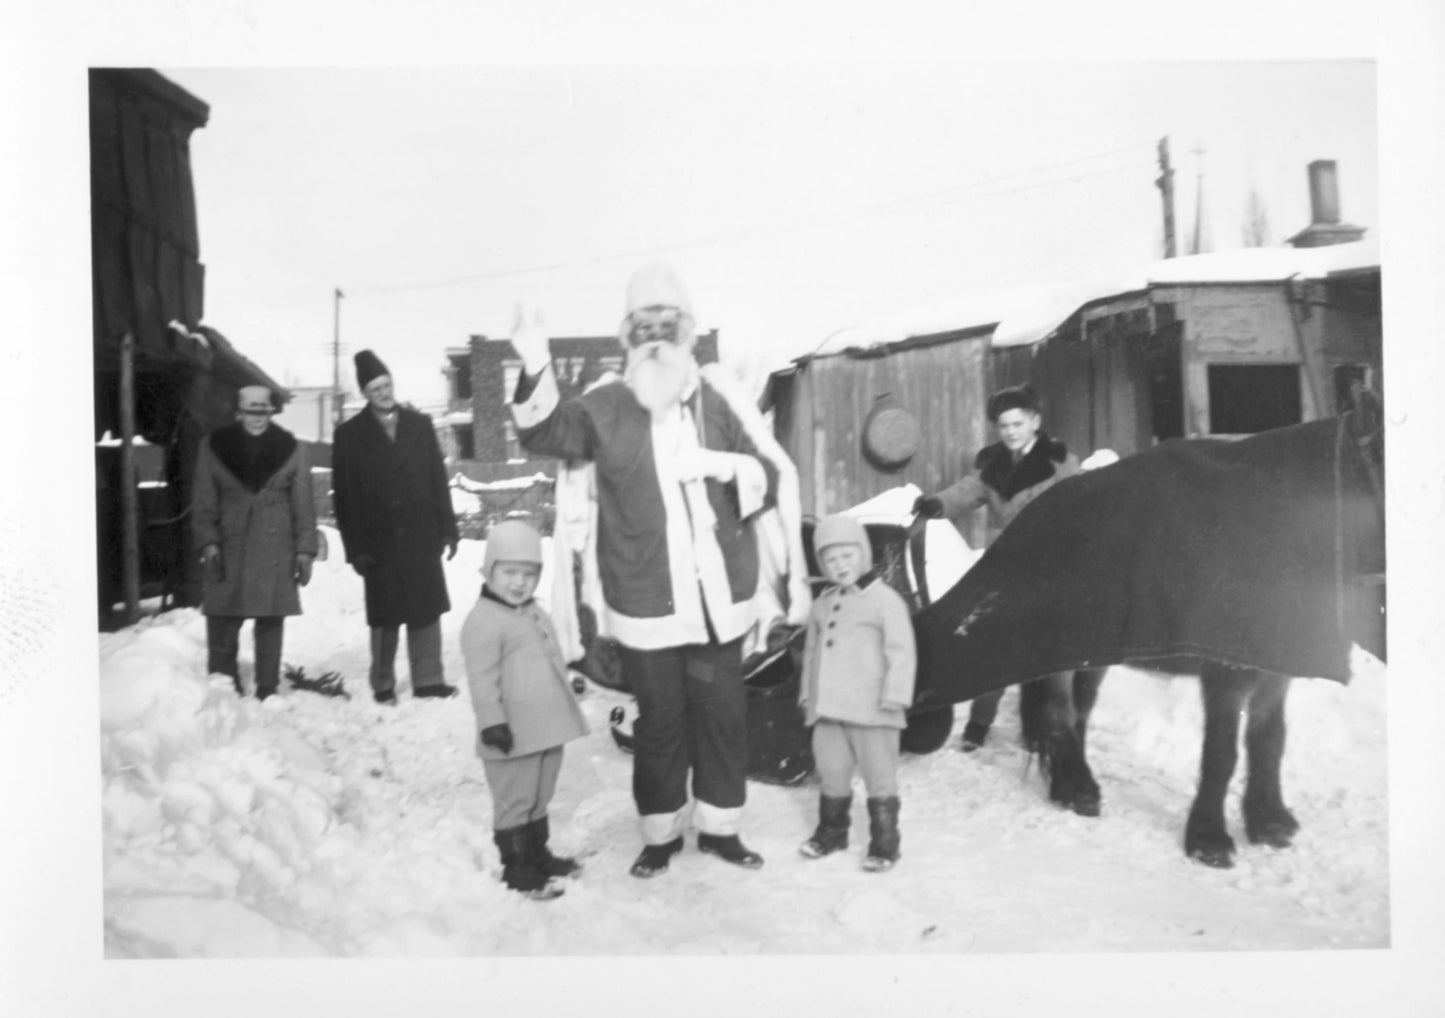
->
[862, 397, 922, 472]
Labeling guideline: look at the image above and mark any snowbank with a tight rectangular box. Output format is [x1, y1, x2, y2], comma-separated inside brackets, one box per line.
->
[99, 531, 1390, 958]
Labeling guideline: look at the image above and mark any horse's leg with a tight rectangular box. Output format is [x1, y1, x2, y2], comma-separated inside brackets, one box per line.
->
[1018, 679, 1048, 754]
[1242, 673, 1299, 848]
[1071, 668, 1106, 753]
[1039, 672, 1102, 817]
[1185, 663, 1251, 867]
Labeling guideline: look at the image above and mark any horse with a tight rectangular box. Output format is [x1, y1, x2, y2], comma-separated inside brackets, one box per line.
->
[915, 391, 1385, 867]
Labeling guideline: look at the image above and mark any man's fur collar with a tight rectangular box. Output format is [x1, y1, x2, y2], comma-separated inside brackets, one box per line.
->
[210, 422, 297, 493]
[975, 432, 1069, 501]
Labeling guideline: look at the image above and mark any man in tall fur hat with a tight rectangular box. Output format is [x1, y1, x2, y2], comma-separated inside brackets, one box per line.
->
[333, 350, 460, 704]
[510, 262, 807, 878]
[192, 385, 318, 700]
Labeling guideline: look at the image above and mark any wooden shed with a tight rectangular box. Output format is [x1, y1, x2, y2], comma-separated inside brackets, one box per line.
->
[91, 69, 288, 619]
[763, 238, 1381, 544]
[761, 325, 995, 546]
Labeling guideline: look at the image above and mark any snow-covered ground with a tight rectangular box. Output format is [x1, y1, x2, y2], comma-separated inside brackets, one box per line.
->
[99, 528, 1390, 960]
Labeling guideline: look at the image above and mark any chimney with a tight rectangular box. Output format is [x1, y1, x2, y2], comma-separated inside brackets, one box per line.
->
[1288, 159, 1365, 248]
[1308, 160, 1341, 224]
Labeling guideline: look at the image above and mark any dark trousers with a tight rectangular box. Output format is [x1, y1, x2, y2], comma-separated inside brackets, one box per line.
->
[618, 638, 748, 817]
[968, 687, 1004, 728]
[206, 615, 284, 695]
[369, 619, 444, 694]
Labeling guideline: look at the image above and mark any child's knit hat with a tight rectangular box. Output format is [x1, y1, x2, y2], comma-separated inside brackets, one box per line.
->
[812, 513, 873, 574]
[483, 519, 544, 577]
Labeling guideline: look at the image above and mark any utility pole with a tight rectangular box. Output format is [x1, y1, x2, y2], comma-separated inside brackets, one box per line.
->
[1189, 142, 1208, 255]
[331, 287, 344, 438]
[1156, 137, 1177, 259]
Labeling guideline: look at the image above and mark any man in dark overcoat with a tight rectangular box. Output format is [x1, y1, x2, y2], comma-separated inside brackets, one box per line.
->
[192, 384, 318, 700]
[332, 350, 460, 703]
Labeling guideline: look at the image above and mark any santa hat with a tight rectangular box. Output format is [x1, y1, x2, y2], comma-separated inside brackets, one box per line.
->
[625, 262, 693, 317]
[483, 519, 544, 577]
[812, 513, 873, 575]
[354, 350, 391, 390]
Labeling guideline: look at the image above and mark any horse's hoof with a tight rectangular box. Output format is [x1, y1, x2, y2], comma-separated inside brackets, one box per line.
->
[1246, 822, 1297, 849]
[1188, 845, 1236, 869]
[1245, 806, 1299, 848]
[1050, 780, 1101, 817]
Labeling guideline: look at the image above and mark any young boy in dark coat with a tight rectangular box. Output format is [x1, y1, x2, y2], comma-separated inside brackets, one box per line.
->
[798, 514, 916, 872]
[461, 520, 589, 900]
[913, 385, 1080, 750]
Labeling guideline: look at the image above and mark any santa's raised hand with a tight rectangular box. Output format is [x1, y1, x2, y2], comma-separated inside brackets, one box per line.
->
[510, 302, 552, 376]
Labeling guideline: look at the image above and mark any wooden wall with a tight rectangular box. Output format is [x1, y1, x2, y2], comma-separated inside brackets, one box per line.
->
[777, 334, 992, 542]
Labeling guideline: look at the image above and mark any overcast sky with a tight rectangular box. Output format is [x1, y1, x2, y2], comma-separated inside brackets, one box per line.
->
[159, 61, 1377, 406]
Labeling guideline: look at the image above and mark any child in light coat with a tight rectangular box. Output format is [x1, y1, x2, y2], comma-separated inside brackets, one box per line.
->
[798, 514, 917, 871]
[461, 520, 589, 900]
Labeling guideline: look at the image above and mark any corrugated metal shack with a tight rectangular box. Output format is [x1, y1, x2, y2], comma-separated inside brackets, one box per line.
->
[91, 68, 288, 619]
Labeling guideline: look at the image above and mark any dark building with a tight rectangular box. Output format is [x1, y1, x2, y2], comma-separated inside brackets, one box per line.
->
[91, 68, 288, 616]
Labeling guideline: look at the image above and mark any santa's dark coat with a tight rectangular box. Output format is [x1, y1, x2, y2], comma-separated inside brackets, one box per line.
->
[192, 422, 318, 618]
[911, 414, 1385, 710]
[332, 406, 458, 627]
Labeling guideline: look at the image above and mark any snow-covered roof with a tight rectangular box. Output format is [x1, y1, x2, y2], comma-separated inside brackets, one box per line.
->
[803, 236, 1379, 360]
[452, 472, 552, 494]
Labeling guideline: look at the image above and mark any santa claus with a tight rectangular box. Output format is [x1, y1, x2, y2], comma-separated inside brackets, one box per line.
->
[510, 262, 806, 878]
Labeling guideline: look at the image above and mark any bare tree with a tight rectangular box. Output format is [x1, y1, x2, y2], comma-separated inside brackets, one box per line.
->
[1242, 185, 1272, 247]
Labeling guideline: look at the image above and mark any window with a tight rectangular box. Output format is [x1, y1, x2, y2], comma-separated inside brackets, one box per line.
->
[503, 419, 521, 461]
[453, 424, 475, 460]
[1207, 364, 1302, 434]
[449, 355, 472, 400]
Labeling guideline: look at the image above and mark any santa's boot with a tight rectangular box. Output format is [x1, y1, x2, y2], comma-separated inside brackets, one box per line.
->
[799, 794, 852, 858]
[494, 825, 564, 901]
[697, 832, 764, 869]
[861, 796, 901, 873]
[526, 816, 582, 879]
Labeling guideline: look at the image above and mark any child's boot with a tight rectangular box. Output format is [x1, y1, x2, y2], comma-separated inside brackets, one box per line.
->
[861, 796, 901, 873]
[494, 825, 564, 900]
[527, 815, 582, 879]
[799, 793, 852, 858]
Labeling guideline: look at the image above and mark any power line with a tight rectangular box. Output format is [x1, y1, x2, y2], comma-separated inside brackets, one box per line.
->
[348, 143, 1157, 297]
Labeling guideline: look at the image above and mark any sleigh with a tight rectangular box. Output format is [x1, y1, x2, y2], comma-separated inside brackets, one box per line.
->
[574, 493, 975, 785]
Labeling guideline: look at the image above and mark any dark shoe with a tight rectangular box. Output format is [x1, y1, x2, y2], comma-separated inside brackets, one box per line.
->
[494, 826, 564, 900]
[414, 683, 459, 699]
[799, 794, 852, 859]
[961, 722, 989, 752]
[374, 689, 397, 705]
[630, 836, 684, 878]
[256, 688, 277, 702]
[862, 796, 901, 872]
[527, 816, 582, 879]
[697, 833, 764, 870]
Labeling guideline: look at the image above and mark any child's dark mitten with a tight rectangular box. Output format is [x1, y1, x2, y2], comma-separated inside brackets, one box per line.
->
[481, 723, 514, 754]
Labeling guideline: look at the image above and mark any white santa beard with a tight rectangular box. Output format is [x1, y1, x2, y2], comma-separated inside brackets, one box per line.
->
[625, 343, 696, 416]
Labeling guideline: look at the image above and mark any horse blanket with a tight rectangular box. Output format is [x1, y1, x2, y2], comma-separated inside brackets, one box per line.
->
[912, 412, 1385, 706]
